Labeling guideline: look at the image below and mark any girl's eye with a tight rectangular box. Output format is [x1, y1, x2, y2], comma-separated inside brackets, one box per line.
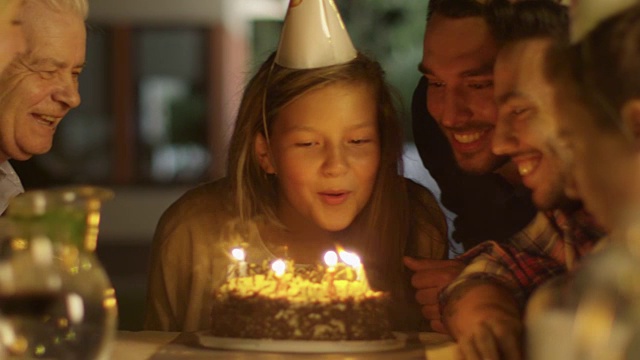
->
[294, 142, 314, 147]
[350, 139, 371, 145]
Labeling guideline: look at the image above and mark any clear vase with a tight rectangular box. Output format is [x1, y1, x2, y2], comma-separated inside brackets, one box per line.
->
[0, 186, 118, 359]
[526, 225, 640, 360]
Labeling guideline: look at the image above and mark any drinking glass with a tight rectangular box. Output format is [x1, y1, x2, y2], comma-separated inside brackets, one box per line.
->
[0, 187, 118, 359]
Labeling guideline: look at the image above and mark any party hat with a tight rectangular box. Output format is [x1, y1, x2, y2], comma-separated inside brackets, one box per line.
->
[571, 0, 638, 43]
[274, 0, 357, 69]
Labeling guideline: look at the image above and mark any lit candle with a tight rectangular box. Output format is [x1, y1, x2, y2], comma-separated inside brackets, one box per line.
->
[271, 259, 286, 294]
[324, 251, 338, 270]
[339, 250, 369, 289]
[231, 247, 247, 277]
[324, 251, 338, 296]
[271, 259, 286, 277]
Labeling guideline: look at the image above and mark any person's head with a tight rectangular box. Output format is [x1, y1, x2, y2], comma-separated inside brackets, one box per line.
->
[547, 3, 640, 230]
[421, 0, 507, 174]
[491, 0, 571, 210]
[0, 0, 25, 73]
[0, 0, 88, 163]
[227, 52, 406, 237]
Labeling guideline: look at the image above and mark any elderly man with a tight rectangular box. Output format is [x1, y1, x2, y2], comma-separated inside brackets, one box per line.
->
[0, 0, 88, 213]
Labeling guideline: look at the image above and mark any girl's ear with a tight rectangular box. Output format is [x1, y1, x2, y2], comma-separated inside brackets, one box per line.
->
[622, 99, 640, 150]
[254, 133, 276, 174]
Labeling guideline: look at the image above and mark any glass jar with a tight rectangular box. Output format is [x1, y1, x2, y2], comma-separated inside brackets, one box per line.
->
[527, 225, 640, 360]
[0, 186, 118, 359]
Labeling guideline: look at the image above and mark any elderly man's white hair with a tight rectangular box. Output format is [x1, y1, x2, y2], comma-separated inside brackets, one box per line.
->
[29, 0, 89, 19]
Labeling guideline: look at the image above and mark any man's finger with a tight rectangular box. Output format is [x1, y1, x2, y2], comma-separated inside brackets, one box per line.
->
[421, 304, 441, 320]
[490, 320, 522, 360]
[499, 334, 522, 360]
[474, 323, 500, 360]
[430, 319, 447, 334]
[415, 287, 440, 305]
[457, 337, 482, 360]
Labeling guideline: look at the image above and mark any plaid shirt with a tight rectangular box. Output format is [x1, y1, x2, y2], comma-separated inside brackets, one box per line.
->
[441, 208, 605, 306]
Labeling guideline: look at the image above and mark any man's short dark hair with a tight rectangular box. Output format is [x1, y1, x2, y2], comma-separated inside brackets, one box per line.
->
[487, 0, 569, 45]
[427, 0, 488, 21]
[427, 0, 522, 22]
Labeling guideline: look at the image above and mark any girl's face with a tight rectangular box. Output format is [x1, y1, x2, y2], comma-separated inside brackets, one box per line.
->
[554, 82, 639, 231]
[257, 81, 380, 232]
[0, 0, 25, 73]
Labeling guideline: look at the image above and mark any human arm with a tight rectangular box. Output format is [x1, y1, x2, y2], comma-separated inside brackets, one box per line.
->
[403, 257, 464, 332]
[443, 279, 523, 360]
[403, 179, 455, 331]
[143, 181, 231, 332]
[438, 218, 570, 359]
[143, 201, 211, 331]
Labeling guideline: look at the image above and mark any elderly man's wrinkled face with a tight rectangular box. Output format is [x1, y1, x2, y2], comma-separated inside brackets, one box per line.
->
[0, 0, 85, 162]
[421, 14, 506, 174]
[493, 39, 572, 210]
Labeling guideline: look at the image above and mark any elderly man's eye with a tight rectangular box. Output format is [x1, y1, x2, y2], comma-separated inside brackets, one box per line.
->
[512, 107, 529, 116]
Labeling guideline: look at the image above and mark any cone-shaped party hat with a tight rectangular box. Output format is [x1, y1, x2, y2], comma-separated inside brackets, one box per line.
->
[275, 0, 357, 69]
[571, 0, 638, 43]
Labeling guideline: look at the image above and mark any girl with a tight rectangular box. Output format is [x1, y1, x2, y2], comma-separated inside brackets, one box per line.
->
[144, 52, 448, 332]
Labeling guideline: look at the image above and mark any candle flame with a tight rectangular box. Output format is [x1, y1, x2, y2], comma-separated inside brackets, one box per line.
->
[271, 259, 286, 277]
[324, 251, 338, 268]
[231, 247, 246, 261]
[338, 250, 361, 267]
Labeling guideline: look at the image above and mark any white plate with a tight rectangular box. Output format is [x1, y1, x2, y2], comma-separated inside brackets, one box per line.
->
[196, 331, 407, 353]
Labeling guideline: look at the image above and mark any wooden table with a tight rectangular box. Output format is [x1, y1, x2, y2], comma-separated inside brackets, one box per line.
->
[111, 331, 457, 359]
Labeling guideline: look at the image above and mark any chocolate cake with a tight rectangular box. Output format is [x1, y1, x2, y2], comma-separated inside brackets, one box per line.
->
[210, 263, 393, 341]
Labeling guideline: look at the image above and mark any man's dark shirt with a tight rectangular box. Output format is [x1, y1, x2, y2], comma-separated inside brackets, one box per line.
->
[411, 77, 537, 253]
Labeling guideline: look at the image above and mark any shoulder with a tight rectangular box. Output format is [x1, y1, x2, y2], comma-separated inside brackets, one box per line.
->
[153, 178, 235, 244]
[163, 178, 233, 218]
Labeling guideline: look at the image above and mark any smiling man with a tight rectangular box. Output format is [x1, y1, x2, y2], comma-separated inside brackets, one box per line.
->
[0, 0, 88, 213]
[411, 0, 537, 250]
[405, 0, 537, 334]
[492, 38, 573, 211]
[435, 2, 605, 359]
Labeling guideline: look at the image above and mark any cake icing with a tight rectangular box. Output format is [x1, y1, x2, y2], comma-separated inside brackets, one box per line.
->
[210, 262, 393, 340]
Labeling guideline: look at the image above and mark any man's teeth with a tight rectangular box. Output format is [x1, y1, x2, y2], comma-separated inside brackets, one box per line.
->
[517, 160, 537, 176]
[38, 115, 57, 125]
[453, 132, 482, 144]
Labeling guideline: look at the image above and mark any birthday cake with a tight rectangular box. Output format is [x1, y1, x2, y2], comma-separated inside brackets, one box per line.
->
[210, 261, 393, 341]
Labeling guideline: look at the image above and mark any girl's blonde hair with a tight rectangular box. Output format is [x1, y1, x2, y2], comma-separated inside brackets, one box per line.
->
[226, 52, 410, 290]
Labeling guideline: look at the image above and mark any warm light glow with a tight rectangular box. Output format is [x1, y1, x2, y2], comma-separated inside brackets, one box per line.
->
[338, 250, 361, 267]
[324, 251, 338, 268]
[271, 259, 286, 277]
[231, 248, 246, 262]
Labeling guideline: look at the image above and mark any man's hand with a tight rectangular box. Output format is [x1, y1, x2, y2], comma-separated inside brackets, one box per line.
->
[455, 313, 523, 360]
[445, 283, 523, 360]
[403, 257, 464, 332]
